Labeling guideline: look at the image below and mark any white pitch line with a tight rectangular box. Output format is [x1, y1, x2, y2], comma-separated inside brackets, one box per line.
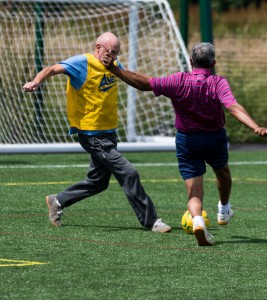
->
[0, 161, 267, 169]
[230, 161, 267, 165]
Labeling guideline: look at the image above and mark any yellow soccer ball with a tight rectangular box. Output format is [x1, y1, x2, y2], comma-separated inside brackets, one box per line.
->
[181, 210, 210, 234]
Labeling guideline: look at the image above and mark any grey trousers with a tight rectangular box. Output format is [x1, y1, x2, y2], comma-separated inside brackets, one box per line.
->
[57, 133, 158, 228]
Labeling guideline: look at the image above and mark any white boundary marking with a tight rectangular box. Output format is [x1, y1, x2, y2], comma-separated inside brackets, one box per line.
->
[0, 161, 267, 169]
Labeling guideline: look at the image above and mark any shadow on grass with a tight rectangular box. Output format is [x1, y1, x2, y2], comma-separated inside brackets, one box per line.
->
[216, 235, 267, 245]
[62, 223, 146, 232]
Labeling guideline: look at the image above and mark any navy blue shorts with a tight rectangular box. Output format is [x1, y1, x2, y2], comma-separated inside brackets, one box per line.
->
[175, 128, 229, 180]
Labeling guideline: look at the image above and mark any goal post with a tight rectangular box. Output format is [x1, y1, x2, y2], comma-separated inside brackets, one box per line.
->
[0, 0, 190, 153]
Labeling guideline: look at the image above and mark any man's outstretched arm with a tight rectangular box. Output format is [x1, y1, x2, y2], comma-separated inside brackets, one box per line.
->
[104, 59, 153, 91]
[228, 103, 267, 136]
[22, 64, 65, 92]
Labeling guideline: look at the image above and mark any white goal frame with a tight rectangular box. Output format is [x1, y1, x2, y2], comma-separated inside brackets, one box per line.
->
[0, 0, 190, 153]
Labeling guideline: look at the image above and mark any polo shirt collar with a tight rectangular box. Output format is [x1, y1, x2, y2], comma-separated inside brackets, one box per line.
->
[191, 68, 212, 76]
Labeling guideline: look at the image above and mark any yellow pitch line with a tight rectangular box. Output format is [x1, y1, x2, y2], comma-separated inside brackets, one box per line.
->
[0, 179, 178, 186]
[0, 258, 48, 267]
[1, 177, 267, 187]
[2, 181, 75, 186]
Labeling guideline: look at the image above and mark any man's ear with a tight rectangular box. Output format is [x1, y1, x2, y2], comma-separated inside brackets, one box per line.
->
[190, 58, 193, 68]
[211, 60, 216, 67]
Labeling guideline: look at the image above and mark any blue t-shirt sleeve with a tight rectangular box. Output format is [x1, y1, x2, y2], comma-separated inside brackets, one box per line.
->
[59, 54, 88, 89]
[116, 60, 124, 70]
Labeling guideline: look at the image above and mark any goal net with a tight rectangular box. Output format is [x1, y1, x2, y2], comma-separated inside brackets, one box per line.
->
[0, 0, 190, 153]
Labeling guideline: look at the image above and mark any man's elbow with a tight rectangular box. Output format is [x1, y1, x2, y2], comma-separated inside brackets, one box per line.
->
[145, 86, 153, 92]
[137, 80, 152, 91]
[135, 85, 152, 92]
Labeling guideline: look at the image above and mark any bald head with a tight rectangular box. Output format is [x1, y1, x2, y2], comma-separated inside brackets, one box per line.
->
[95, 32, 121, 61]
[96, 32, 120, 47]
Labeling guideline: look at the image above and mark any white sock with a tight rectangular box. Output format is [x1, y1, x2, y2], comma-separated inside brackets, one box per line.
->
[218, 201, 230, 214]
[193, 216, 205, 228]
[56, 199, 61, 207]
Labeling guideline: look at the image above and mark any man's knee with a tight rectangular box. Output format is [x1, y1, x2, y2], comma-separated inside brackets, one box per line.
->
[214, 164, 232, 182]
[127, 167, 140, 180]
[86, 178, 109, 192]
[98, 182, 109, 192]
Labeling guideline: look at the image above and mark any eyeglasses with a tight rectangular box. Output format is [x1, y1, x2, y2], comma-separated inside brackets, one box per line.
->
[99, 44, 122, 57]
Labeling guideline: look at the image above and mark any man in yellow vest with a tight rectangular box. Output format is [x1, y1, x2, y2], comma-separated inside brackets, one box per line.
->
[23, 32, 171, 233]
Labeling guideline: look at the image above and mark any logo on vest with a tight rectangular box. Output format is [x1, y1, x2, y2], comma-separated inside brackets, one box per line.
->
[99, 74, 117, 92]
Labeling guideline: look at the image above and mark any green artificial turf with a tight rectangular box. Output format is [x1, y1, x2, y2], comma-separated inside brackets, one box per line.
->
[0, 150, 267, 299]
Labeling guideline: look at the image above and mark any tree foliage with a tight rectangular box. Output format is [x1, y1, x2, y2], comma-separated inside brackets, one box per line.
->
[168, 0, 264, 11]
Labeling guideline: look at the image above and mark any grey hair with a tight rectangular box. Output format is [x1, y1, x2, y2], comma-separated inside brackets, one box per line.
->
[191, 43, 215, 68]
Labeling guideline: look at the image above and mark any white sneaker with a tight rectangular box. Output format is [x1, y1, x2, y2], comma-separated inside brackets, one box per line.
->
[193, 224, 215, 246]
[151, 219, 172, 233]
[46, 194, 63, 227]
[217, 209, 234, 225]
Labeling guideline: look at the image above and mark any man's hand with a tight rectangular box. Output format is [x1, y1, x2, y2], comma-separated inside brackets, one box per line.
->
[254, 127, 267, 136]
[22, 81, 39, 92]
[100, 54, 115, 69]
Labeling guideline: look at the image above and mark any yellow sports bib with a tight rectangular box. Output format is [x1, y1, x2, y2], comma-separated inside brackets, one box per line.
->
[66, 53, 118, 130]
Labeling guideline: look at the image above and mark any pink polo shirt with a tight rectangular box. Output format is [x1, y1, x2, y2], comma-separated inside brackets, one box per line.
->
[150, 68, 237, 132]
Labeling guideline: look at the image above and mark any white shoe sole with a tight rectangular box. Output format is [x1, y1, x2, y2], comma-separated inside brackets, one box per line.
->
[193, 226, 215, 246]
[217, 211, 234, 225]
